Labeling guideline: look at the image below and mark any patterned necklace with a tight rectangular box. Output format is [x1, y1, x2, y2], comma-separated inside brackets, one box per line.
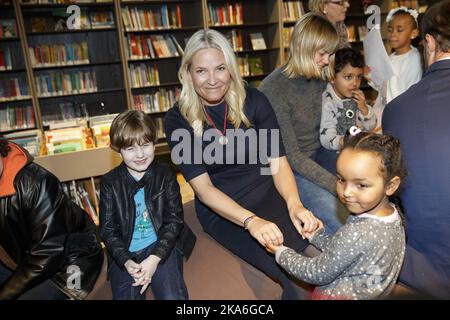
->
[204, 102, 229, 145]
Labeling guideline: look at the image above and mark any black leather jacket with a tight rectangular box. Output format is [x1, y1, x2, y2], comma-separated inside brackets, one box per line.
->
[0, 144, 103, 300]
[99, 160, 196, 270]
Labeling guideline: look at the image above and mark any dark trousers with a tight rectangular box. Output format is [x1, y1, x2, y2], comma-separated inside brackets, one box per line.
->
[0, 261, 68, 300]
[109, 244, 188, 300]
[198, 212, 314, 300]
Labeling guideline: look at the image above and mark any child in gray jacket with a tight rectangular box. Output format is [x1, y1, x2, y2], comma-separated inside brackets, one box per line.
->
[320, 48, 377, 152]
[267, 129, 406, 300]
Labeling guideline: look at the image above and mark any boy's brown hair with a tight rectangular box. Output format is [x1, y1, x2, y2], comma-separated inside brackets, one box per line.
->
[109, 110, 157, 152]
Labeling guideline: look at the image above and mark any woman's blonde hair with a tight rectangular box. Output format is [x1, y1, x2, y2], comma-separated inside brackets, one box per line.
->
[283, 13, 339, 80]
[178, 29, 250, 136]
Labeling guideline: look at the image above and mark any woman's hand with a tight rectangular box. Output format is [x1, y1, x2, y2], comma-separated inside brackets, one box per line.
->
[288, 204, 319, 239]
[246, 216, 284, 247]
[302, 218, 324, 240]
[132, 255, 161, 294]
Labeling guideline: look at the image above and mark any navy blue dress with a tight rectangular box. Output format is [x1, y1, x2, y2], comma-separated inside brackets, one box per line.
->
[164, 87, 309, 293]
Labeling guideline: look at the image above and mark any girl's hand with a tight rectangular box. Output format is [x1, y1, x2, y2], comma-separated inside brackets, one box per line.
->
[132, 255, 161, 294]
[265, 242, 281, 255]
[288, 204, 319, 239]
[302, 218, 324, 240]
[246, 216, 284, 247]
[124, 259, 141, 277]
[352, 89, 369, 115]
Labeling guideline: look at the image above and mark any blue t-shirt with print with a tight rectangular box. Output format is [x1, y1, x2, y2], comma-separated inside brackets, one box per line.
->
[129, 186, 157, 252]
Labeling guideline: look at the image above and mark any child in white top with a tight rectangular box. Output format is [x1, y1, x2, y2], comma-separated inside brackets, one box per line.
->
[266, 128, 406, 300]
[372, 7, 423, 132]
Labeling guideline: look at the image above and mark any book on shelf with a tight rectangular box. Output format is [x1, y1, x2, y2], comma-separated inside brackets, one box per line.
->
[0, 105, 36, 132]
[283, 1, 305, 22]
[237, 56, 249, 77]
[0, 19, 17, 39]
[29, 42, 89, 68]
[0, 77, 30, 102]
[347, 25, 357, 43]
[208, 2, 243, 26]
[89, 11, 115, 29]
[35, 70, 97, 97]
[29, 9, 114, 33]
[249, 32, 267, 50]
[248, 57, 264, 76]
[44, 125, 91, 155]
[283, 26, 294, 48]
[89, 113, 117, 148]
[129, 63, 159, 88]
[0, 47, 13, 71]
[226, 29, 243, 52]
[121, 5, 181, 32]
[3, 129, 42, 157]
[133, 87, 180, 114]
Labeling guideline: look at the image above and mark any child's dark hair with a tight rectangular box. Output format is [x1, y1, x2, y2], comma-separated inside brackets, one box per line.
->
[391, 9, 419, 29]
[109, 110, 157, 152]
[343, 130, 408, 221]
[342, 131, 407, 185]
[0, 137, 11, 158]
[334, 48, 365, 74]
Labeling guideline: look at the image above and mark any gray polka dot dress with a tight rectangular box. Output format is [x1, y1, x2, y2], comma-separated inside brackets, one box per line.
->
[276, 214, 405, 300]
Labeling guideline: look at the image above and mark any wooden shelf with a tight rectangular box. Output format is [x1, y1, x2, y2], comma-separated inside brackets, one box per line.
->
[37, 88, 124, 100]
[33, 61, 121, 71]
[125, 26, 202, 34]
[27, 28, 117, 36]
[21, 2, 114, 9]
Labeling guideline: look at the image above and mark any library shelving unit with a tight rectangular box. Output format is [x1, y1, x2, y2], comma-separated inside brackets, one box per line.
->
[19, 0, 128, 124]
[206, 0, 282, 87]
[1, 0, 37, 134]
[119, 0, 204, 138]
[281, 0, 307, 62]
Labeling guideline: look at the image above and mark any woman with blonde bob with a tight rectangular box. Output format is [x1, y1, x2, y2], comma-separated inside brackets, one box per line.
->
[260, 13, 348, 235]
[309, 0, 351, 49]
[165, 29, 322, 299]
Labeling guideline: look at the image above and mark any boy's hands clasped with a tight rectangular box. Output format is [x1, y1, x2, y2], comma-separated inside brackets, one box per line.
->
[125, 255, 162, 294]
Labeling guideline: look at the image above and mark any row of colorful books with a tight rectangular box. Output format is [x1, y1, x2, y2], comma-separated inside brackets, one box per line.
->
[127, 34, 183, 60]
[0, 47, 13, 71]
[121, 5, 182, 32]
[28, 42, 89, 68]
[237, 56, 264, 77]
[0, 19, 17, 39]
[30, 11, 114, 33]
[282, 1, 305, 22]
[0, 77, 30, 102]
[63, 181, 99, 226]
[0, 105, 36, 133]
[208, 2, 243, 26]
[129, 63, 160, 88]
[35, 70, 98, 97]
[133, 87, 181, 114]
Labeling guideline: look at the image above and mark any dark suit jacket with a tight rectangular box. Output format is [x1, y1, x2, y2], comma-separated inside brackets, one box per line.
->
[383, 59, 450, 299]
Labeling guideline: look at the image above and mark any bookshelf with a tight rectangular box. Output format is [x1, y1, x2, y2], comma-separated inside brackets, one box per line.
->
[1, 1, 36, 133]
